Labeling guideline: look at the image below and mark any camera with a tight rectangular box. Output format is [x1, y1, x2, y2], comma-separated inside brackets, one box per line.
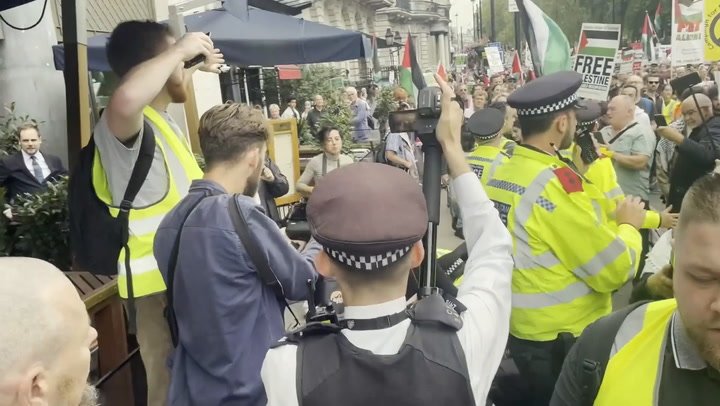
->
[388, 86, 442, 137]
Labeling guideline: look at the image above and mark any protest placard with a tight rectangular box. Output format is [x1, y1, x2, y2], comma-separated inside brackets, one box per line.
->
[573, 23, 621, 100]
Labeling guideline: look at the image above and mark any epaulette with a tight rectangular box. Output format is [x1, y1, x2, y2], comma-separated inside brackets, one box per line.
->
[270, 321, 342, 348]
[407, 293, 464, 331]
[554, 167, 584, 193]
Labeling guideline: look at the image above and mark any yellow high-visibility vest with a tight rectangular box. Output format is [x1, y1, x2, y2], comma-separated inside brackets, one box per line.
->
[486, 145, 642, 341]
[92, 107, 203, 298]
[594, 299, 677, 405]
[466, 144, 511, 186]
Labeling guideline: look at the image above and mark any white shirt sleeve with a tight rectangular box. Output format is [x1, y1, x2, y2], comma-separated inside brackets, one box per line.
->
[261, 343, 300, 406]
[452, 172, 514, 403]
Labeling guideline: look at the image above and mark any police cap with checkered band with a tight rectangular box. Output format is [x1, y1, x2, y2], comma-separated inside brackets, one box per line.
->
[508, 71, 584, 117]
[307, 162, 428, 272]
[467, 107, 506, 141]
[576, 99, 603, 131]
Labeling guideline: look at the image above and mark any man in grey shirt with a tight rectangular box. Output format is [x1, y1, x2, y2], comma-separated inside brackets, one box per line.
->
[601, 95, 656, 273]
[601, 95, 655, 201]
[95, 21, 223, 406]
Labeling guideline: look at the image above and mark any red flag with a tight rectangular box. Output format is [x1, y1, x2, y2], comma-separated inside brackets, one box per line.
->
[436, 61, 448, 81]
[512, 51, 524, 85]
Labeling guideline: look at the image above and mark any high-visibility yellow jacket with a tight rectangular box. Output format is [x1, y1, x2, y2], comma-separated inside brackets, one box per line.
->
[92, 107, 203, 298]
[585, 155, 661, 229]
[466, 145, 511, 185]
[563, 145, 661, 229]
[594, 299, 677, 405]
[466, 139, 517, 185]
[486, 145, 642, 341]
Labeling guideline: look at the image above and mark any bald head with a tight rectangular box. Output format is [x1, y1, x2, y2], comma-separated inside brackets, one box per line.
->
[682, 93, 713, 109]
[0, 258, 95, 405]
[0, 258, 82, 370]
[607, 95, 636, 130]
[682, 93, 713, 129]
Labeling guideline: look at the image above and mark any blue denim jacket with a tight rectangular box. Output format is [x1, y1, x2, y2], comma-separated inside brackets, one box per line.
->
[154, 180, 320, 405]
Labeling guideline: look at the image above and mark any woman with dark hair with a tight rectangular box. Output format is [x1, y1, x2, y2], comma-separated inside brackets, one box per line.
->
[296, 127, 354, 196]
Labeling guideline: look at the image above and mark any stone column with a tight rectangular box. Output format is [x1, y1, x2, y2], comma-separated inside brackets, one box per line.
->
[439, 34, 447, 67]
[0, 0, 68, 162]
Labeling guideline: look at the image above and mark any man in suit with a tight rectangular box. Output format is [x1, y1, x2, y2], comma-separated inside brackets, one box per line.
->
[0, 122, 66, 215]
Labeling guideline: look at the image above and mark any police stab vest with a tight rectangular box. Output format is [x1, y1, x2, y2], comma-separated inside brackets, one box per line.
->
[285, 294, 475, 406]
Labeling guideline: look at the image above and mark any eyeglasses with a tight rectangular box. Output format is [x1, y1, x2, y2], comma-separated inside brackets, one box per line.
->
[648, 81, 659, 84]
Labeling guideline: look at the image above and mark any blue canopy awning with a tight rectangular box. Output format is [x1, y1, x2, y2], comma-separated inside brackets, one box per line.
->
[52, 7, 371, 71]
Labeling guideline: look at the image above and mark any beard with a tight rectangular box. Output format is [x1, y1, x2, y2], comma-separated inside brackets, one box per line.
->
[686, 324, 720, 371]
[559, 127, 574, 150]
[78, 385, 100, 406]
[243, 163, 263, 198]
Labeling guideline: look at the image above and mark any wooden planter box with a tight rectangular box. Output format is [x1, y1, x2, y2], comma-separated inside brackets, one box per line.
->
[67, 272, 134, 406]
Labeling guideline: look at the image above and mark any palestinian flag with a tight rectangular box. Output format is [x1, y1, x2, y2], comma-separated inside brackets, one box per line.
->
[516, 0, 572, 76]
[642, 12, 657, 61]
[399, 33, 426, 101]
[654, 2, 663, 37]
[512, 51, 524, 85]
[578, 29, 620, 58]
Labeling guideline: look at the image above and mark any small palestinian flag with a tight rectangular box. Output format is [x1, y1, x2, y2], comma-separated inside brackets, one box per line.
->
[642, 12, 657, 62]
[578, 28, 620, 58]
[399, 33, 426, 101]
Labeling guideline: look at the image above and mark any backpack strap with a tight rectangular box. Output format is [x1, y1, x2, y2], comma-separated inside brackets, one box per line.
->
[118, 120, 156, 334]
[165, 191, 212, 347]
[576, 300, 649, 405]
[228, 195, 300, 326]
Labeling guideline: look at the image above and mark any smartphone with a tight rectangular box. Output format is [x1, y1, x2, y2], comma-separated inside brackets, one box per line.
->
[183, 32, 211, 69]
[654, 114, 668, 127]
[670, 72, 702, 98]
[389, 110, 417, 133]
[576, 131, 599, 165]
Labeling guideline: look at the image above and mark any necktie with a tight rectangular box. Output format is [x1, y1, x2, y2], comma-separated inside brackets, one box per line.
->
[30, 155, 44, 183]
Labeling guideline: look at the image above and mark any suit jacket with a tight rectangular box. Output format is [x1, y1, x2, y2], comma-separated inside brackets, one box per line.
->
[258, 157, 289, 225]
[0, 151, 66, 202]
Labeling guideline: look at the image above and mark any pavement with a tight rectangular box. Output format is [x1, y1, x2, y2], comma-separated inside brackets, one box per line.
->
[437, 189, 463, 251]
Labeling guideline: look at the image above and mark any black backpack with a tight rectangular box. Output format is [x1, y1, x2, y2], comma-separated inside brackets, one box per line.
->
[69, 121, 155, 277]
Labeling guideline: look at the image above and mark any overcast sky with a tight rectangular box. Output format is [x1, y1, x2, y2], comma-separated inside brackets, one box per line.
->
[449, 0, 477, 31]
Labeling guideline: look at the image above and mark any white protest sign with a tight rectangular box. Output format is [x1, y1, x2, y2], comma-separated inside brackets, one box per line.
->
[486, 46, 505, 74]
[573, 23, 621, 101]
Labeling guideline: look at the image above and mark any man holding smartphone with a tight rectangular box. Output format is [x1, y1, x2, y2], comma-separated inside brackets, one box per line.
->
[657, 92, 720, 212]
[92, 21, 222, 405]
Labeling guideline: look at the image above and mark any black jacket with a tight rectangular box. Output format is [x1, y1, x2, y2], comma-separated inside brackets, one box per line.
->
[258, 157, 289, 225]
[667, 115, 720, 212]
[306, 108, 327, 137]
[0, 151, 66, 202]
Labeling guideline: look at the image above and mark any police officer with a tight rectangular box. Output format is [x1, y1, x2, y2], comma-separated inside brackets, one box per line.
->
[466, 107, 513, 185]
[551, 172, 720, 406]
[485, 71, 647, 406]
[261, 74, 515, 406]
[574, 101, 677, 233]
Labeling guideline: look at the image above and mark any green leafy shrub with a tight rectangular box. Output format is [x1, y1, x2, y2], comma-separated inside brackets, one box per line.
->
[9, 177, 71, 270]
